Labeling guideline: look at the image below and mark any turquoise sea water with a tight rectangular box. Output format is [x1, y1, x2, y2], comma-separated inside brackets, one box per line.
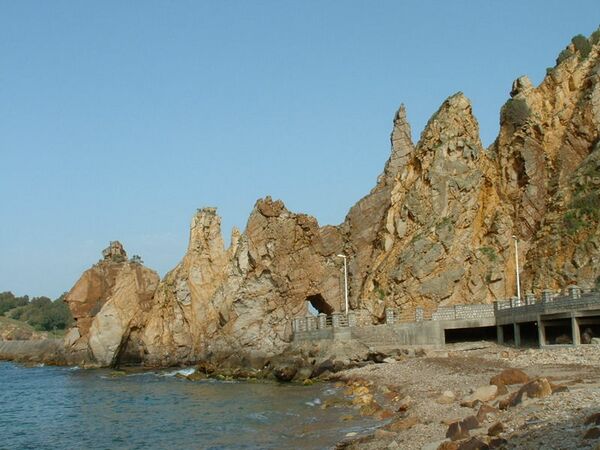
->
[0, 362, 375, 449]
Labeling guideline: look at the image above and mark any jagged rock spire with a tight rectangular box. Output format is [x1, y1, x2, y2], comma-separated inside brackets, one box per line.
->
[383, 104, 414, 182]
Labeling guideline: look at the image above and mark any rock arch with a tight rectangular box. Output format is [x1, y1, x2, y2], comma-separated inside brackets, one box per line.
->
[305, 293, 334, 315]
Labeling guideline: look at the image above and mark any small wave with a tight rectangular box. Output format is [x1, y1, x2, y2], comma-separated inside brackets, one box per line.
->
[247, 412, 269, 423]
[162, 368, 196, 377]
[305, 397, 322, 407]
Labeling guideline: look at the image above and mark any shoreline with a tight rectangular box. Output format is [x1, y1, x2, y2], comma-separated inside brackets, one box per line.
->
[330, 342, 600, 449]
[3, 338, 600, 449]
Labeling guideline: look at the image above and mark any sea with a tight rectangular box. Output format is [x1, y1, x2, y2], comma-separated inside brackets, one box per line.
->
[0, 362, 377, 450]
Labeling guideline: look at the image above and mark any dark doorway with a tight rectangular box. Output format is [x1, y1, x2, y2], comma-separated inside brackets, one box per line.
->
[580, 321, 600, 344]
[444, 326, 497, 344]
[520, 322, 539, 347]
[543, 319, 574, 345]
[306, 294, 334, 316]
[502, 324, 515, 344]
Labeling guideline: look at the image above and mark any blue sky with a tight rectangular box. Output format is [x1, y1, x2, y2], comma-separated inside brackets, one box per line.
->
[1, 1, 598, 298]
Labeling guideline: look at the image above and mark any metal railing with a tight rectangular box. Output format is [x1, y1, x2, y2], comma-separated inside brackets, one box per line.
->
[292, 286, 600, 335]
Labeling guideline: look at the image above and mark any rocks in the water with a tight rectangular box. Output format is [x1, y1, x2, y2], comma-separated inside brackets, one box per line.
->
[273, 366, 297, 381]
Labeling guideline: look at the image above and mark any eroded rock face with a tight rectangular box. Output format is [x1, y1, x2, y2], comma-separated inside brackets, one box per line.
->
[352, 93, 513, 316]
[64, 241, 159, 366]
[64, 32, 600, 367]
[139, 201, 346, 366]
[493, 40, 600, 292]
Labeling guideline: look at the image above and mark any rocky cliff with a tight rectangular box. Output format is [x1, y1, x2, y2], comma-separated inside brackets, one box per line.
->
[64, 31, 600, 367]
[64, 242, 160, 366]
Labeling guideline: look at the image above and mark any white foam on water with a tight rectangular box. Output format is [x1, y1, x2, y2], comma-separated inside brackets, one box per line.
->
[163, 368, 196, 377]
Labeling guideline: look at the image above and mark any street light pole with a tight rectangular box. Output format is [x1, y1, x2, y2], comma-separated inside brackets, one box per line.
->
[337, 254, 349, 315]
[513, 235, 521, 302]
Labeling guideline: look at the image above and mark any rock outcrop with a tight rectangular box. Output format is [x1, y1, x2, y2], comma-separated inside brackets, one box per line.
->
[140, 202, 346, 366]
[63, 30, 600, 367]
[64, 241, 160, 366]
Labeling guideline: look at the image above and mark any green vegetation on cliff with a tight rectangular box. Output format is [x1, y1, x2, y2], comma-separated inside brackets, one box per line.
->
[0, 291, 73, 332]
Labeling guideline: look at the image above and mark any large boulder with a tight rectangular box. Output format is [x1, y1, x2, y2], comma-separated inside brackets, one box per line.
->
[64, 242, 160, 366]
[490, 368, 529, 386]
[461, 385, 498, 407]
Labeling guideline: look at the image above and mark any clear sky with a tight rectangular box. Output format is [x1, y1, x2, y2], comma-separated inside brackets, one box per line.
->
[1, 1, 598, 298]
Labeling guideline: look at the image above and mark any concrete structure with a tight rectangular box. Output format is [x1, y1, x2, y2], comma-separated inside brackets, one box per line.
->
[292, 287, 600, 348]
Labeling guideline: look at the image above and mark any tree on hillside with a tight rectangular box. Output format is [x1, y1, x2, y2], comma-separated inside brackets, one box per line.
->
[0, 291, 29, 315]
[2, 292, 73, 331]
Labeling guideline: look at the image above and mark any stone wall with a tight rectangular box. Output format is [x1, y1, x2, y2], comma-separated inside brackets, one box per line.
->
[431, 304, 494, 321]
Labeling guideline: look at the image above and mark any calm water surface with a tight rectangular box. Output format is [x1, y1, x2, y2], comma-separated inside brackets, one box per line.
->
[0, 362, 376, 449]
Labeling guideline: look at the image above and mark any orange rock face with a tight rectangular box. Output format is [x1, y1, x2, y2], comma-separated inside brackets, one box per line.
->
[64, 32, 600, 367]
[64, 241, 160, 366]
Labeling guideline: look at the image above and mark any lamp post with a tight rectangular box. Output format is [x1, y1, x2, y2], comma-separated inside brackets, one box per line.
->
[337, 254, 349, 315]
[513, 235, 521, 302]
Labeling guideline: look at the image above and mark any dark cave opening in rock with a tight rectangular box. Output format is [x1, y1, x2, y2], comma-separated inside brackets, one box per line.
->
[306, 294, 334, 316]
